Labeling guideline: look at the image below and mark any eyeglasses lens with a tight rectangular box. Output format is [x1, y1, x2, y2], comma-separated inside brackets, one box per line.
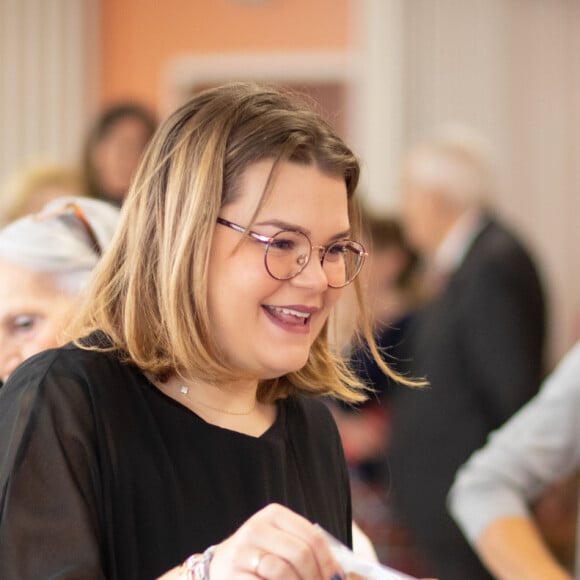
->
[265, 230, 310, 280]
[265, 230, 364, 288]
[325, 241, 364, 287]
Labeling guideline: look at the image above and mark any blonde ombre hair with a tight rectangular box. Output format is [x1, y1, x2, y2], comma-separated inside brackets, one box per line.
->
[73, 82, 416, 403]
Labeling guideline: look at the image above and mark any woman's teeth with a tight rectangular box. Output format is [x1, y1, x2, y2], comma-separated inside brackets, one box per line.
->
[271, 307, 309, 318]
[266, 306, 310, 325]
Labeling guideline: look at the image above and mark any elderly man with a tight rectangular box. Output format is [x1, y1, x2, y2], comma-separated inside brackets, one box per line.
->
[388, 127, 547, 580]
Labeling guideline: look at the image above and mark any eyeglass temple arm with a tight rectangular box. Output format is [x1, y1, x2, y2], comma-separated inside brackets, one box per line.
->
[216, 217, 272, 244]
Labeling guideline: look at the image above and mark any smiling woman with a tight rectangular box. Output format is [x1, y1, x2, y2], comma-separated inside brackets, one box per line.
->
[0, 83, 418, 580]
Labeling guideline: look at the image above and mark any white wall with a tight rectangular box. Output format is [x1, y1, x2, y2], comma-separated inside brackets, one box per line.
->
[0, 0, 98, 185]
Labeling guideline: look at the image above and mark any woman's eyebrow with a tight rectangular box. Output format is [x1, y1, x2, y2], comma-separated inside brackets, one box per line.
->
[255, 219, 351, 240]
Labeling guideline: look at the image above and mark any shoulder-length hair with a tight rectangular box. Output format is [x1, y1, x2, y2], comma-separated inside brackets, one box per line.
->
[73, 82, 419, 403]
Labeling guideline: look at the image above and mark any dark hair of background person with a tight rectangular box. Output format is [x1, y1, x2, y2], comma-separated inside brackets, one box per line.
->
[81, 102, 157, 205]
[361, 212, 420, 292]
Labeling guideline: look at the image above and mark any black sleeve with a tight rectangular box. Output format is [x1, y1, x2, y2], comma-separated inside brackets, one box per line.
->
[297, 397, 353, 547]
[461, 251, 545, 428]
[335, 418, 353, 549]
[324, 397, 353, 547]
[0, 353, 106, 579]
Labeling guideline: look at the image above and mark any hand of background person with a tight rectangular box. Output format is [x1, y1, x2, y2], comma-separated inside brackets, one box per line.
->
[477, 516, 573, 580]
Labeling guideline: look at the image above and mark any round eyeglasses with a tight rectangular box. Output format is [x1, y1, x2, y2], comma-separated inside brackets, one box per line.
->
[217, 217, 367, 288]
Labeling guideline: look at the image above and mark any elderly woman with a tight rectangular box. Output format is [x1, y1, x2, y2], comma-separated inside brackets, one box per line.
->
[0, 196, 120, 383]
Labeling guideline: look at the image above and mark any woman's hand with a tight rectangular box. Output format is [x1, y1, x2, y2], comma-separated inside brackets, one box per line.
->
[209, 503, 345, 579]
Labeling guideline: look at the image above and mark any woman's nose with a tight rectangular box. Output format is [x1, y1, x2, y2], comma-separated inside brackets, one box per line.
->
[291, 248, 329, 291]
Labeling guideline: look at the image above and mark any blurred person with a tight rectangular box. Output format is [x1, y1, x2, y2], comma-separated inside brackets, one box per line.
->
[0, 196, 120, 383]
[331, 212, 426, 573]
[387, 125, 547, 580]
[449, 341, 580, 580]
[348, 212, 423, 390]
[335, 213, 423, 469]
[0, 162, 83, 226]
[82, 102, 157, 205]
[0, 83, 428, 580]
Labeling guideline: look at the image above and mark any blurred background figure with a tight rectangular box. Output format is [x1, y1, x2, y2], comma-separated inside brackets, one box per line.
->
[449, 341, 580, 580]
[0, 196, 120, 384]
[386, 125, 547, 580]
[331, 210, 426, 573]
[0, 162, 83, 227]
[81, 102, 157, 206]
[359, 211, 423, 333]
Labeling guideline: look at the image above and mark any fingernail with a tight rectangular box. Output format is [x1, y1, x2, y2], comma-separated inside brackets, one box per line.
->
[331, 575, 343, 580]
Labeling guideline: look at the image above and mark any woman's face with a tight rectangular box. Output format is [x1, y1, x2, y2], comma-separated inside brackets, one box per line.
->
[207, 160, 350, 381]
[93, 116, 151, 202]
[0, 259, 76, 382]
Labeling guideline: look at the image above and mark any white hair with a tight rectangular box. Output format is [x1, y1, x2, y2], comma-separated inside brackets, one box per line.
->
[0, 196, 121, 294]
[405, 124, 496, 208]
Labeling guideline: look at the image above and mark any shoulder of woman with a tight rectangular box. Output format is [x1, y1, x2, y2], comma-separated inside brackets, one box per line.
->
[0, 341, 124, 411]
[284, 395, 340, 435]
[1, 346, 89, 403]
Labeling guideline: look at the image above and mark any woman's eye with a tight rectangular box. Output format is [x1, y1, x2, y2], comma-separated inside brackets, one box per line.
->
[12, 314, 37, 333]
[328, 243, 348, 255]
[270, 238, 295, 251]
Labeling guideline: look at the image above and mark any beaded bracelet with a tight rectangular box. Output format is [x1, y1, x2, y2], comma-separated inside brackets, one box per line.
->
[178, 545, 217, 580]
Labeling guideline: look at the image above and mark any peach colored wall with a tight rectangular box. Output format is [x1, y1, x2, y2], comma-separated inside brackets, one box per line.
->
[99, 0, 350, 113]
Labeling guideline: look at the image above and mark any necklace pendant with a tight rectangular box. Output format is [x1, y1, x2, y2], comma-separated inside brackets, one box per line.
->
[180, 385, 189, 395]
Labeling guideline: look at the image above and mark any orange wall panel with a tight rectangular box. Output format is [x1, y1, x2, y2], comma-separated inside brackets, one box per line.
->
[99, 0, 350, 113]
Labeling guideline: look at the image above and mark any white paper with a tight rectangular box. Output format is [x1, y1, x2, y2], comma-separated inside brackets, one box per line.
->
[316, 525, 418, 580]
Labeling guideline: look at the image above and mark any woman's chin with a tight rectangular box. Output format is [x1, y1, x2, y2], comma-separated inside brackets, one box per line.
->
[260, 356, 310, 381]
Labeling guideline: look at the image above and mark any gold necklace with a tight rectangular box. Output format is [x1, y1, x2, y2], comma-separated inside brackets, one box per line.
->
[178, 385, 257, 416]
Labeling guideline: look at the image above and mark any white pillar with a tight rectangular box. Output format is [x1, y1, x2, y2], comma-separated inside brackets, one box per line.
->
[0, 0, 98, 185]
[349, 0, 405, 213]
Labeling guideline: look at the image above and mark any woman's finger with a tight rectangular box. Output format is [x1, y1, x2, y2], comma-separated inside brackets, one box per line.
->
[209, 504, 345, 579]
[253, 551, 301, 579]
[244, 524, 323, 578]
[257, 504, 344, 579]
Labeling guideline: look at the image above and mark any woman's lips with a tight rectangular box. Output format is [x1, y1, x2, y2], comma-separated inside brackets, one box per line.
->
[262, 305, 315, 334]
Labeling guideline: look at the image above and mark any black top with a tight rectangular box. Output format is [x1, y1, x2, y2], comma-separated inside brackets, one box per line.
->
[0, 341, 351, 580]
